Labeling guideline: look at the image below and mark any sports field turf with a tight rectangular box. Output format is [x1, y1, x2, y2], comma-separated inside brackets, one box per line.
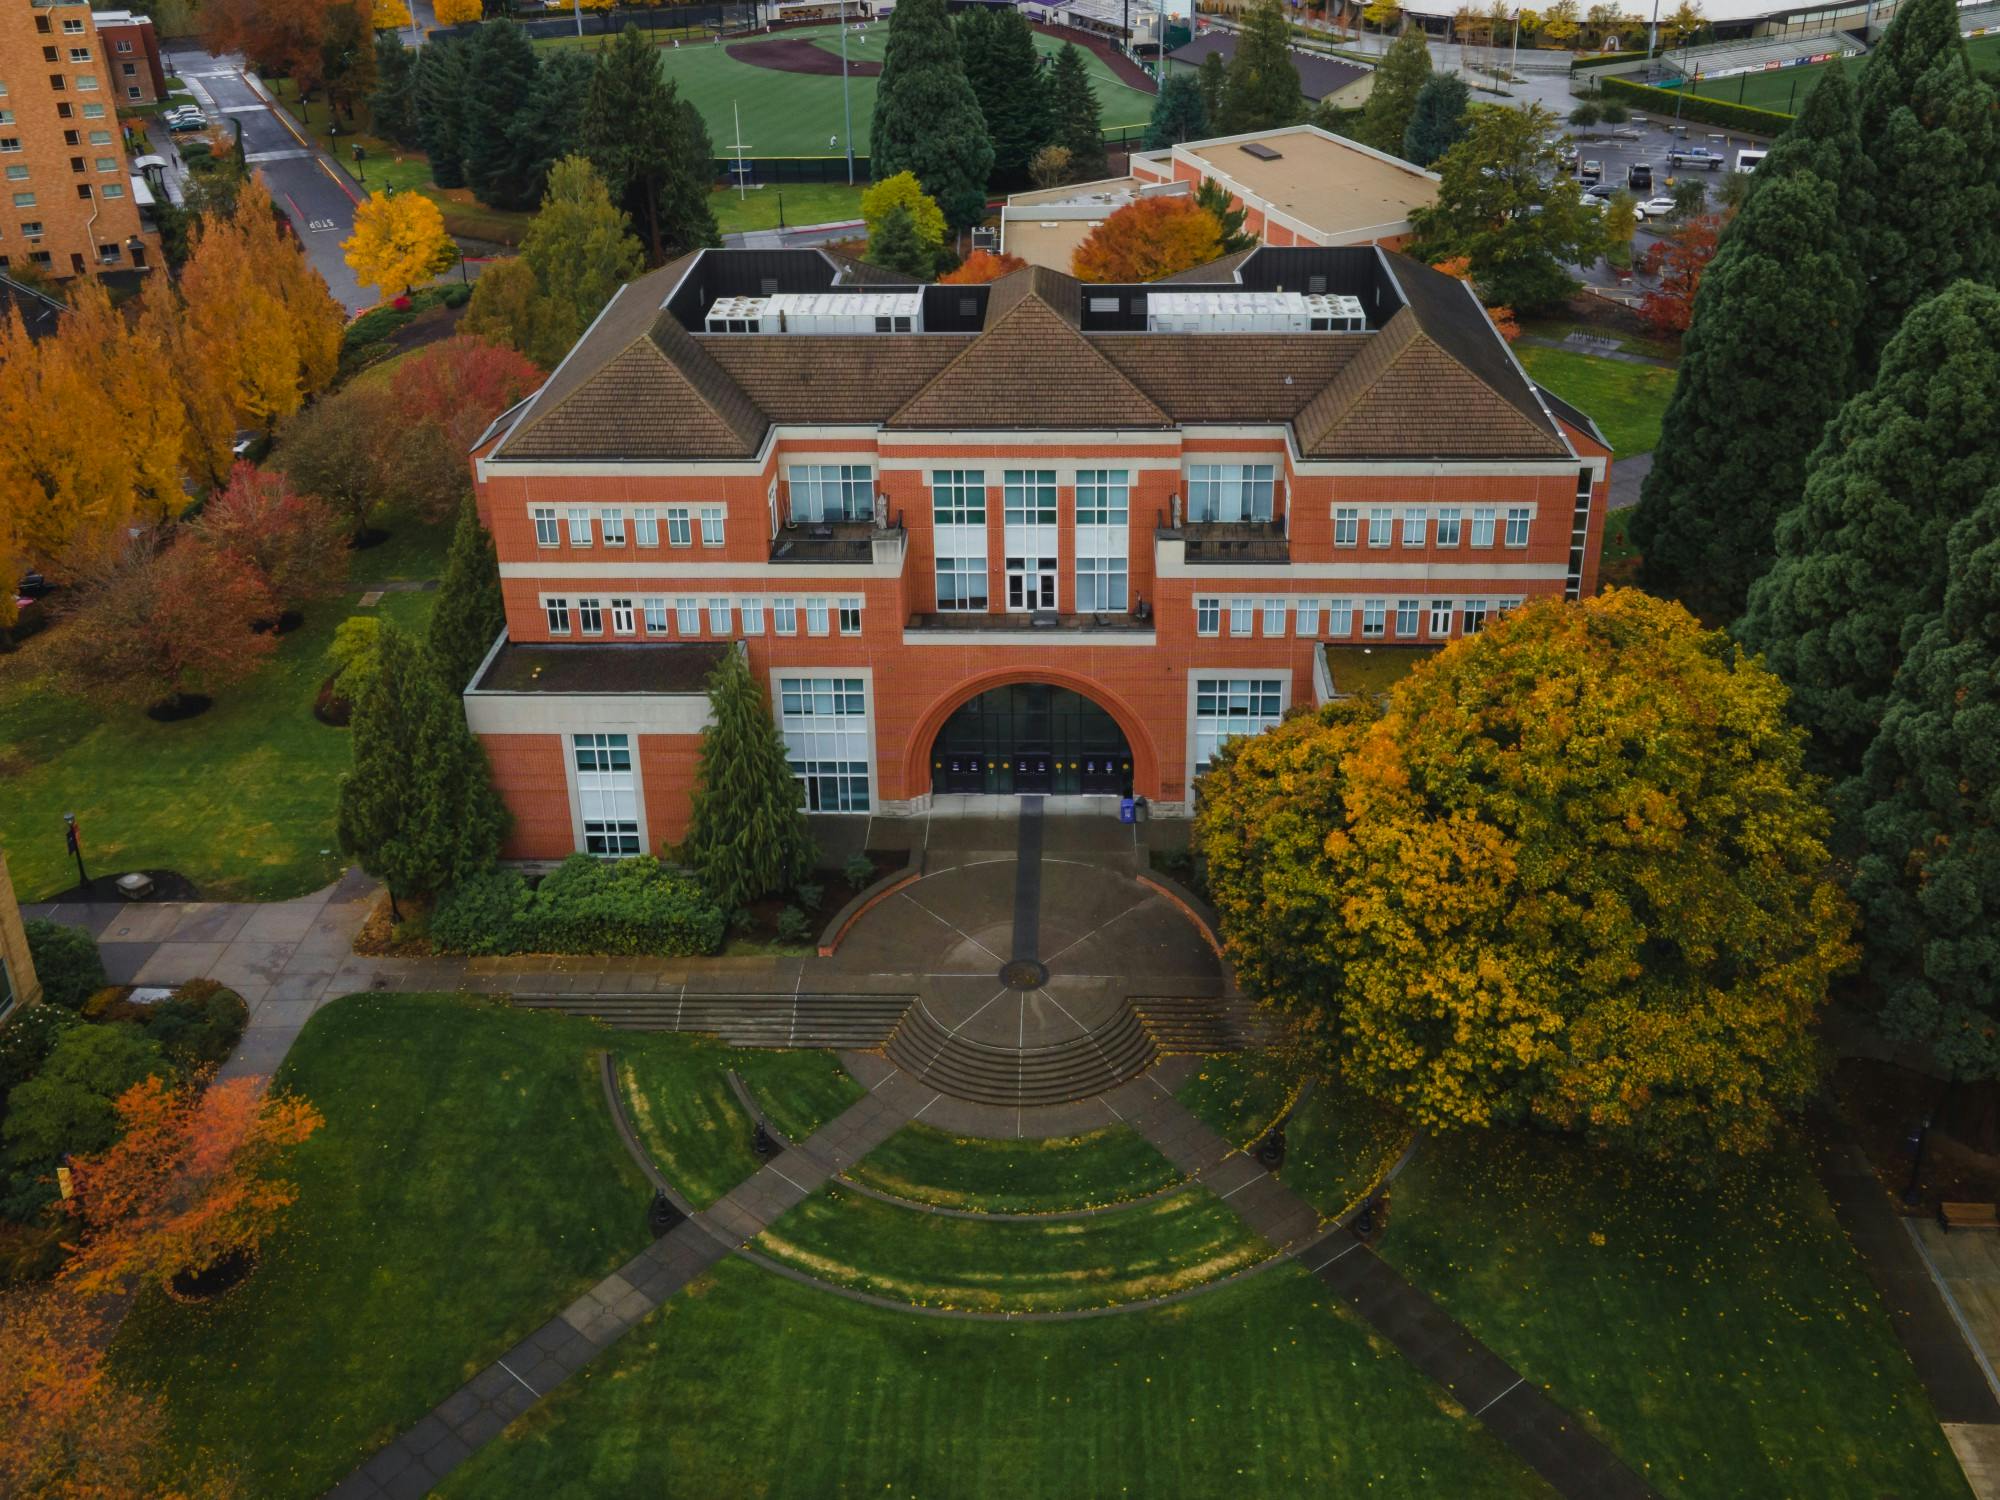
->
[543, 23, 1157, 159]
[1674, 31, 2000, 114]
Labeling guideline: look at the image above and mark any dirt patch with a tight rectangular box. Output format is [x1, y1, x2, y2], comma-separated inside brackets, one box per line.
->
[726, 35, 882, 77]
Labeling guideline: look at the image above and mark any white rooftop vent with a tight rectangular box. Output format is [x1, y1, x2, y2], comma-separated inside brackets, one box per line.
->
[1144, 290, 1366, 334]
[705, 291, 924, 334]
[705, 295, 775, 333]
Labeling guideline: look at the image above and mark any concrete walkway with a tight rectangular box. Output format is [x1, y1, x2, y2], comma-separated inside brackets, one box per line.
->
[327, 1068, 937, 1499]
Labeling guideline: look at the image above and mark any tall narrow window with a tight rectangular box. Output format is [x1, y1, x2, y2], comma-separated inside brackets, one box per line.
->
[1262, 598, 1287, 636]
[1333, 507, 1359, 547]
[837, 597, 862, 635]
[1229, 598, 1254, 637]
[1471, 507, 1497, 547]
[634, 508, 659, 547]
[1328, 598, 1353, 637]
[1362, 599, 1385, 638]
[933, 468, 989, 612]
[610, 598, 634, 635]
[1296, 598, 1320, 636]
[805, 597, 830, 635]
[1395, 599, 1420, 638]
[1428, 599, 1454, 637]
[666, 507, 692, 547]
[643, 597, 669, 634]
[1075, 469, 1129, 612]
[565, 508, 592, 547]
[700, 507, 725, 547]
[1435, 508, 1462, 547]
[574, 734, 640, 855]
[1003, 469, 1058, 612]
[1402, 509, 1427, 547]
[676, 598, 701, 636]
[1196, 597, 1221, 636]
[1505, 506, 1531, 547]
[532, 507, 558, 546]
[576, 598, 603, 635]
[1368, 507, 1393, 548]
[741, 597, 765, 635]
[545, 597, 570, 635]
[773, 598, 798, 635]
[706, 597, 732, 634]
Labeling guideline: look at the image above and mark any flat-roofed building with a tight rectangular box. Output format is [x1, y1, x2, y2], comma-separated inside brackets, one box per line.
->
[91, 11, 166, 107]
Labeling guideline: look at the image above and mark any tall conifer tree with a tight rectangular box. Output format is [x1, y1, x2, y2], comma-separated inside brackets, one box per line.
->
[871, 0, 994, 230]
[1357, 27, 1430, 153]
[413, 35, 470, 189]
[461, 20, 542, 211]
[1216, 0, 1305, 133]
[1145, 72, 1208, 150]
[428, 497, 507, 696]
[583, 25, 718, 264]
[1048, 44, 1106, 182]
[960, 7, 1051, 181]
[682, 648, 815, 911]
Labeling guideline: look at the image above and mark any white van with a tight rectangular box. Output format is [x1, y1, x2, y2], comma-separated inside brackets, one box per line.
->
[1736, 148, 1768, 172]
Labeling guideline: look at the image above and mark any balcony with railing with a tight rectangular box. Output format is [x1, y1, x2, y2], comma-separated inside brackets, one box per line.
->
[903, 606, 1155, 640]
[768, 518, 905, 569]
[1155, 517, 1291, 568]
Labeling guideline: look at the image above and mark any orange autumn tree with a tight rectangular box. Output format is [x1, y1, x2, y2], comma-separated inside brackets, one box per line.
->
[60, 1073, 323, 1299]
[1639, 212, 1723, 338]
[939, 249, 1027, 284]
[1071, 196, 1224, 283]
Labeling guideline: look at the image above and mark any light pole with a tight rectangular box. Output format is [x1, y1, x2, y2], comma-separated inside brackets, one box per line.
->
[63, 812, 88, 889]
[838, 4, 854, 185]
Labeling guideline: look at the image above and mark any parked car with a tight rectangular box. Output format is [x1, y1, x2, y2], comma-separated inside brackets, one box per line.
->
[1627, 162, 1654, 193]
[1667, 146, 1725, 170]
[1557, 144, 1580, 173]
[1580, 159, 1603, 184]
[1632, 196, 1679, 221]
[1736, 148, 1769, 172]
[167, 112, 207, 133]
[1582, 180, 1618, 202]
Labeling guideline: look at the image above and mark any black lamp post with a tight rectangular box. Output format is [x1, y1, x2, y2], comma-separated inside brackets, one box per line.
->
[1903, 1079, 1956, 1208]
[352, 142, 365, 184]
[62, 812, 88, 889]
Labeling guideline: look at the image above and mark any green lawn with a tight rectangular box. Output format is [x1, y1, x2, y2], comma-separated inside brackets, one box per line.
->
[1516, 345, 1678, 458]
[266, 79, 433, 195]
[733, 1048, 867, 1139]
[1676, 34, 2000, 115]
[1277, 1084, 1410, 1221]
[1381, 1130, 1970, 1500]
[112, 993, 674, 1498]
[1174, 1051, 1299, 1148]
[755, 1182, 1274, 1312]
[0, 561, 440, 902]
[1323, 643, 1441, 699]
[615, 1044, 762, 1208]
[710, 179, 866, 233]
[844, 1122, 1184, 1213]
[438, 1257, 1545, 1499]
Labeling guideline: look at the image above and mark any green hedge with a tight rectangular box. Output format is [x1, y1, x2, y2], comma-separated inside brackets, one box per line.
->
[1571, 48, 1659, 72]
[432, 855, 726, 958]
[1597, 74, 1794, 131]
[23, 920, 106, 1011]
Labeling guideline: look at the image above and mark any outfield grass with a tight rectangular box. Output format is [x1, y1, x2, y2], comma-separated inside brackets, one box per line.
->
[1677, 33, 2000, 114]
[113, 993, 670, 1499]
[1516, 345, 1677, 458]
[844, 1122, 1184, 1213]
[0, 561, 441, 902]
[1174, 1051, 1298, 1148]
[1382, 1130, 1971, 1500]
[710, 179, 866, 233]
[755, 1182, 1274, 1312]
[437, 1258, 1545, 1498]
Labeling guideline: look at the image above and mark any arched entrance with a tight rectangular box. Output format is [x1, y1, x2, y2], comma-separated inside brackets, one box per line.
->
[929, 683, 1134, 796]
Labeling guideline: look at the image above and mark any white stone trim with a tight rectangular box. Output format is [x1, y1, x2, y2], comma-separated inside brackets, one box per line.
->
[900, 627, 1157, 647]
[463, 690, 712, 738]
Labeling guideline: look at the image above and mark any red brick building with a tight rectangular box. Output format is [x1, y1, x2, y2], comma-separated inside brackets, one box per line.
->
[468, 246, 1610, 861]
[90, 12, 167, 108]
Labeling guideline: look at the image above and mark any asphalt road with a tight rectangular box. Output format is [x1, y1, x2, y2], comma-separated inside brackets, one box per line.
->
[161, 42, 369, 313]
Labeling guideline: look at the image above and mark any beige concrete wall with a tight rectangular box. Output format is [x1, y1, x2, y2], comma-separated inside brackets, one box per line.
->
[0, 850, 44, 1016]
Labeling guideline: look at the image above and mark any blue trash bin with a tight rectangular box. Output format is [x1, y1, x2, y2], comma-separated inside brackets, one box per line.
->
[1119, 797, 1136, 824]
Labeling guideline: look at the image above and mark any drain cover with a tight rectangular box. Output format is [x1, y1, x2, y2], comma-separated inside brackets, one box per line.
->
[999, 959, 1049, 991]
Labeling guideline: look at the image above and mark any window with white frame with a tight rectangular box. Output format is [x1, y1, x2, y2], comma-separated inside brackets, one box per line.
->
[931, 469, 985, 525]
[634, 508, 658, 547]
[1395, 599, 1420, 638]
[706, 597, 732, 634]
[532, 507, 558, 546]
[666, 507, 692, 547]
[1334, 507, 1359, 547]
[1194, 678, 1285, 770]
[676, 598, 701, 636]
[1471, 507, 1496, 547]
[599, 508, 626, 547]
[937, 555, 988, 612]
[934, 469, 989, 612]
[837, 597, 862, 635]
[1362, 599, 1385, 638]
[643, 597, 669, 634]
[773, 597, 798, 635]
[610, 598, 634, 635]
[1186, 464, 1275, 523]
[1003, 469, 1058, 611]
[1436, 508, 1462, 547]
[741, 597, 764, 635]
[1262, 598, 1287, 636]
[1368, 507, 1393, 548]
[574, 734, 640, 856]
[1229, 598, 1254, 637]
[788, 464, 873, 523]
[1329, 598, 1354, 637]
[577, 598, 603, 635]
[1463, 598, 1489, 634]
[778, 676, 871, 812]
[805, 597, 830, 635]
[1196, 597, 1220, 636]
[700, 506, 725, 547]
[1505, 506, 1531, 547]
[1429, 599, 1454, 636]
[1296, 598, 1320, 636]
[1402, 508, 1427, 547]
[545, 597, 570, 634]
[1075, 468, 1128, 612]
[565, 508, 591, 546]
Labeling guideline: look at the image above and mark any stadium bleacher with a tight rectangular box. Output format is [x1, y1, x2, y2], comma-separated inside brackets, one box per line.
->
[1652, 31, 1865, 82]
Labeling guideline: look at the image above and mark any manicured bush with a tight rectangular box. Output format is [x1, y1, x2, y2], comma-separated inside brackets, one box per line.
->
[775, 906, 812, 944]
[146, 979, 250, 1069]
[431, 857, 725, 957]
[794, 881, 825, 912]
[842, 853, 877, 889]
[23, 921, 106, 1011]
[1596, 75, 1793, 133]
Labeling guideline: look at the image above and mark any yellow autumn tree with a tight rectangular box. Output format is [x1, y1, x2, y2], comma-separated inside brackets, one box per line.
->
[343, 189, 452, 303]
[1198, 589, 1857, 1163]
[371, 0, 412, 28]
[859, 172, 947, 258]
[433, 0, 483, 23]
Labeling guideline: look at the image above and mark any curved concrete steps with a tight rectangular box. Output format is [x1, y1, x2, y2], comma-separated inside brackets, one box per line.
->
[1129, 995, 1279, 1053]
[885, 1002, 1158, 1106]
[512, 993, 911, 1049]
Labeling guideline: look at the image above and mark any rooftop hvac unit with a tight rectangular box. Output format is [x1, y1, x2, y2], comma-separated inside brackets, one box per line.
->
[703, 291, 925, 335]
[1143, 290, 1366, 334]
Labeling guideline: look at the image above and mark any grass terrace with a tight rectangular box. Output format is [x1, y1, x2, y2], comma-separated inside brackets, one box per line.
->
[842, 1122, 1185, 1213]
[1173, 1051, 1299, 1147]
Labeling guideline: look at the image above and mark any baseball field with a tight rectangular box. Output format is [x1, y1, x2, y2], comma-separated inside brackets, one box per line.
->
[541, 22, 1158, 158]
[1675, 29, 2000, 114]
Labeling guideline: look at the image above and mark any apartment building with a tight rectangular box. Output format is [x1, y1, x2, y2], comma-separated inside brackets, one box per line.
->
[93, 11, 166, 107]
[466, 245, 1610, 861]
[0, 0, 156, 277]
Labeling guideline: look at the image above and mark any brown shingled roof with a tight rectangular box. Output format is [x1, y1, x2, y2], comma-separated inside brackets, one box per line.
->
[1090, 333, 1361, 423]
[699, 334, 974, 425]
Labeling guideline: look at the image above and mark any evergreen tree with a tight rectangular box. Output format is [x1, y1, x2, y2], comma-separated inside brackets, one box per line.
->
[336, 624, 509, 918]
[681, 647, 814, 912]
[870, 0, 994, 230]
[414, 35, 471, 189]
[1357, 24, 1430, 152]
[511, 49, 595, 212]
[461, 20, 543, 211]
[1048, 44, 1106, 182]
[1216, 0, 1305, 133]
[1853, 0, 2000, 368]
[518, 155, 645, 366]
[960, 7, 1051, 180]
[1630, 171, 1861, 622]
[1197, 51, 1229, 126]
[1144, 70, 1208, 149]
[867, 201, 936, 278]
[1739, 281, 2000, 774]
[1401, 72, 1469, 166]
[1195, 176, 1255, 254]
[427, 496, 506, 696]
[1756, 64, 1864, 192]
[320, 1, 376, 121]
[582, 26, 718, 264]
[1852, 486, 2000, 1084]
[369, 33, 423, 150]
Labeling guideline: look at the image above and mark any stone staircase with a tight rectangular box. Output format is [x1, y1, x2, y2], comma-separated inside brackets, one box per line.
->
[1129, 994, 1279, 1053]
[884, 1002, 1158, 1106]
[511, 992, 912, 1049]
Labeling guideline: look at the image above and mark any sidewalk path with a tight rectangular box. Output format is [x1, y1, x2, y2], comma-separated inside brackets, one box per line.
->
[1117, 1077, 1657, 1500]
[326, 1068, 938, 1499]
